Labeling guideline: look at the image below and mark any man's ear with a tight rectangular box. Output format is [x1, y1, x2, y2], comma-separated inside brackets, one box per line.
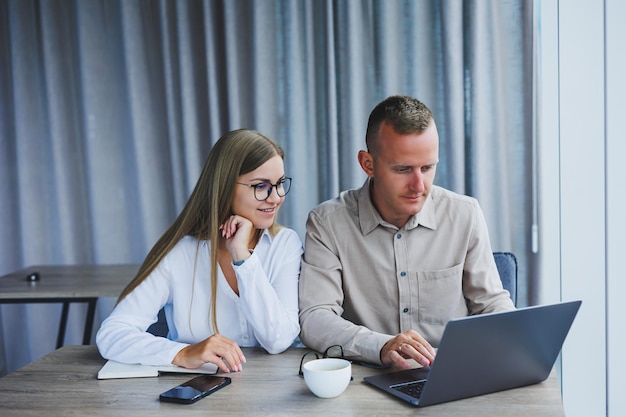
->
[358, 150, 374, 177]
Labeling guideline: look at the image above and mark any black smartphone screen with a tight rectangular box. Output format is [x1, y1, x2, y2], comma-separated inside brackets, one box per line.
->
[159, 375, 231, 404]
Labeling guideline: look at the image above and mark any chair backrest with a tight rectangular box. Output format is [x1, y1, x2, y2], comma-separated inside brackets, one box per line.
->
[147, 308, 168, 337]
[493, 252, 518, 306]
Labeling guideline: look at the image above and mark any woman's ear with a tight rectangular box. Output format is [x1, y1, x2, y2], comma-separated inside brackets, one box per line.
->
[358, 150, 375, 177]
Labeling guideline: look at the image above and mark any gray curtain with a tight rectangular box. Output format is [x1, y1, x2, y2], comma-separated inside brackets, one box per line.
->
[0, 0, 533, 376]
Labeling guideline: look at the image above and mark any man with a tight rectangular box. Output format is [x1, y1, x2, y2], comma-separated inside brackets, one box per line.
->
[298, 95, 514, 370]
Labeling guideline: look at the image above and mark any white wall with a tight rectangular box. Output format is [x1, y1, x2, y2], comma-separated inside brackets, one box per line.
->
[605, 1, 626, 415]
[537, 1, 626, 416]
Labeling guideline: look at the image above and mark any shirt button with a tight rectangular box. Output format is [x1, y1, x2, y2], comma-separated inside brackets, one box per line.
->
[403, 308, 409, 313]
[396, 233, 402, 239]
[400, 271, 406, 277]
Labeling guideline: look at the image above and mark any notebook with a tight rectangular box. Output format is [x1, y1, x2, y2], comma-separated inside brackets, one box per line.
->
[363, 300, 581, 407]
[97, 360, 218, 380]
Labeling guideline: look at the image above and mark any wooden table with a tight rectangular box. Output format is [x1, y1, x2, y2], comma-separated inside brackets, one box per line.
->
[0, 264, 138, 347]
[0, 345, 565, 417]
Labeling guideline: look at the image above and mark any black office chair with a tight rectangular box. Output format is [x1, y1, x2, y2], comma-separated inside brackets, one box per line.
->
[493, 251, 518, 306]
[147, 308, 168, 337]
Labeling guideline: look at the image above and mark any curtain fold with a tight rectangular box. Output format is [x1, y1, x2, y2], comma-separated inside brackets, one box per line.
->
[0, 0, 532, 375]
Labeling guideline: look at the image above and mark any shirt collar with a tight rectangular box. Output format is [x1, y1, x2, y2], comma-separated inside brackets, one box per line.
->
[357, 178, 437, 235]
[259, 228, 273, 244]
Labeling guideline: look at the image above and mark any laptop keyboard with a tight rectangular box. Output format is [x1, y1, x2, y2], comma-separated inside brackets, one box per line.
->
[391, 380, 427, 399]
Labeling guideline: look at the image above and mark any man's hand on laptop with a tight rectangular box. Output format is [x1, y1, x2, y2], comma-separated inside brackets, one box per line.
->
[380, 330, 436, 369]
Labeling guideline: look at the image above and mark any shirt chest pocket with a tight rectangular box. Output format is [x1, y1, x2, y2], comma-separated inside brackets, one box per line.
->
[416, 263, 465, 325]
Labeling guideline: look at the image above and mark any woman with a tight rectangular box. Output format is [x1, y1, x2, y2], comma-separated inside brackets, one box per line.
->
[96, 129, 302, 373]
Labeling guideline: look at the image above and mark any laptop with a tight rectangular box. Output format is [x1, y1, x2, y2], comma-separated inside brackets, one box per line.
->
[364, 300, 581, 407]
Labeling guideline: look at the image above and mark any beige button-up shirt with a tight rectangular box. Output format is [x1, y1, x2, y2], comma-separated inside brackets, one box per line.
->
[298, 179, 515, 365]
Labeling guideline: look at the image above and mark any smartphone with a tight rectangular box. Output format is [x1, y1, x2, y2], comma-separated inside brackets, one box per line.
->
[159, 375, 231, 404]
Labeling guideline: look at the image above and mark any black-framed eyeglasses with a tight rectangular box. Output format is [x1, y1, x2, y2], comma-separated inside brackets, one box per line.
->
[235, 177, 292, 201]
[298, 345, 389, 377]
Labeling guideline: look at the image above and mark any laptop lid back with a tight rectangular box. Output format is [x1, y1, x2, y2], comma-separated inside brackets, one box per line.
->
[417, 300, 581, 406]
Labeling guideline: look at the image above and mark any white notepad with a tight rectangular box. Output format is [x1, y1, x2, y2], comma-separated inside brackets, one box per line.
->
[97, 360, 218, 379]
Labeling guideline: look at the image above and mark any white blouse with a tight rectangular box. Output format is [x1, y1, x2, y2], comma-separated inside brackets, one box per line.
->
[96, 228, 303, 366]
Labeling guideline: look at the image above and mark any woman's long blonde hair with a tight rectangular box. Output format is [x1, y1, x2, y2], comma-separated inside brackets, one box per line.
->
[118, 129, 285, 332]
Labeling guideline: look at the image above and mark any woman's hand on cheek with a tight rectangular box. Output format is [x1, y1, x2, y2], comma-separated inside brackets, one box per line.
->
[220, 215, 254, 261]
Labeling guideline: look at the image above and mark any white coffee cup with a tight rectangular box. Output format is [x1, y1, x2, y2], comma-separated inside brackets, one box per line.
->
[302, 358, 351, 398]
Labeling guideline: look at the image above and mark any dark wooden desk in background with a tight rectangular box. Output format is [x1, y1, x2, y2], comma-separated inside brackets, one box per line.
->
[0, 264, 138, 347]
